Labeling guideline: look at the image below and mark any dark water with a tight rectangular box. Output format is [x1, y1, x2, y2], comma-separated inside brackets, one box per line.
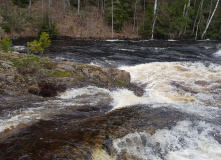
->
[44, 39, 220, 66]
[1, 39, 221, 160]
[13, 39, 221, 66]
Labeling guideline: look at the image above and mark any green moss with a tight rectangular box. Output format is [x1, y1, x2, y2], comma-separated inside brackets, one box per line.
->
[44, 69, 53, 75]
[42, 62, 57, 70]
[0, 89, 5, 95]
[51, 71, 72, 77]
[89, 66, 102, 72]
[92, 78, 100, 84]
[78, 76, 85, 80]
[116, 80, 129, 86]
[78, 64, 102, 72]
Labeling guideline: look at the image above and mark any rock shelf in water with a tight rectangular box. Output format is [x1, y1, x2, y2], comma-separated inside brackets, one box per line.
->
[0, 52, 144, 97]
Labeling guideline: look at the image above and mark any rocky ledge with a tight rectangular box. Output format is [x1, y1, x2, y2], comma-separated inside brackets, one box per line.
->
[0, 52, 144, 98]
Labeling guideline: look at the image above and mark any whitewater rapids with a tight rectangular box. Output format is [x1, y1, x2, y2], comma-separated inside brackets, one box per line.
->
[1, 60, 221, 160]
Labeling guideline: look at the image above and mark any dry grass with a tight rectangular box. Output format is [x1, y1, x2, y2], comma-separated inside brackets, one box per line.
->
[4, 0, 141, 39]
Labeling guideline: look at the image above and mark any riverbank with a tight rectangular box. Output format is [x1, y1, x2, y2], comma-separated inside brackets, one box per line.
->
[2, 0, 141, 40]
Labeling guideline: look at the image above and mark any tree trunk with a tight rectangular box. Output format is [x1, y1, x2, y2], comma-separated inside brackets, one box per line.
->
[201, 0, 220, 39]
[195, 18, 201, 39]
[29, 0, 32, 18]
[48, 0, 51, 11]
[66, 0, 71, 8]
[101, 0, 105, 30]
[192, 0, 204, 37]
[5, 0, 8, 19]
[194, 0, 196, 8]
[0, 17, 1, 50]
[219, 25, 221, 39]
[143, 0, 145, 30]
[111, 0, 114, 39]
[78, 0, 80, 14]
[183, 0, 191, 34]
[133, 0, 138, 33]
[151, 0, 158, 40]
[206, 0, 213, 27]
[178, 2, 187, 37]
[42, 0, 44, 14]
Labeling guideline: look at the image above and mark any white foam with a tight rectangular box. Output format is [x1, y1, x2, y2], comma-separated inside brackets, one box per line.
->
[119, 62, 221, 105]
[155, 47, 166, 50]
[0, 107, 45, 133]
[0, 96, 96, 133]
[89, 62, 102, 67]
[58, 86, 110, 99]
[1, 86, 111, 133]
[105, 39, 125, 42]
[167, 39, 178, 41]
[213, 50, 221, 57]
[110, 89, 148, 109]
[119, 49, 135, 52]
[13, 45, 27, 52]
[112, 120, 221, 160]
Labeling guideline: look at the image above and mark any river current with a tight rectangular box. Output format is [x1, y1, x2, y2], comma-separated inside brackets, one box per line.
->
[1, 39, 221, 160]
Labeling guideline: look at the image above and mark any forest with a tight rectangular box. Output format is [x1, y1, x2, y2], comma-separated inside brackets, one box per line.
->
[0, 0, 220, 40]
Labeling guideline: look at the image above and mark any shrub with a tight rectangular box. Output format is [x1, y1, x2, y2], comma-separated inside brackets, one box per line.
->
[0, 29, 13, 52]
[2, 9, 29, 33]
[13, 0, 29, 8]
[2, 23, 11, 33]
[0, 37, 13, 52]
[8, 54, 51, 75]
[8, 54, 40, 67]
[39, 32, 51, 50]
[27, 32, 51, 54]
[38, 14, 58, 38]
[106, 0, 133, 32]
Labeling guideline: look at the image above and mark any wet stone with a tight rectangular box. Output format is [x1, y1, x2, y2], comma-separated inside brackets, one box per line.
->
[0, 104, 192, 159]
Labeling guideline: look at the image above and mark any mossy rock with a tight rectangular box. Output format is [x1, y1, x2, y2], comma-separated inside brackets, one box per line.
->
[92, 78, 100, 84]
[78, 64, 102, 72]
[50, 71, 72, 77]
[0, 89, 6, 95]
[42, 62, 57, 70]
[77, 76, 86, 80]
[116, 80, 129, 86]
[38, 82, 67, 97]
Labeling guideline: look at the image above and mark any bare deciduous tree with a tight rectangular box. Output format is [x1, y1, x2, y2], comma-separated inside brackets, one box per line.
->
[111, 0, 114, 39]
[0, 16, 2, 50]
[133, 0, 138, 33]
[192, 0, 204, 39]
[151, 0, 158, 40]
[29, 0, 32, 18]
[201, 0, 220, 39]
[5, 0, 8, 19]
[78, 0, 80, 14]
[66, 0, 71, 8]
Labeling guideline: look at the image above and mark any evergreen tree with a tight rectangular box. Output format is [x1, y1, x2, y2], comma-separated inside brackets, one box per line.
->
[106, 0, 133, 32]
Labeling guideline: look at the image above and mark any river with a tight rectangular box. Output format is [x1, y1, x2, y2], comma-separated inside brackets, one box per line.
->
[1, 39, 221, 160]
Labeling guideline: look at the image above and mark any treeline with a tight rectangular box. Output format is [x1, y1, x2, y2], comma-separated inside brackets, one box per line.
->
[104, 0, 221, 39]
[0, 0, 220, 40]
